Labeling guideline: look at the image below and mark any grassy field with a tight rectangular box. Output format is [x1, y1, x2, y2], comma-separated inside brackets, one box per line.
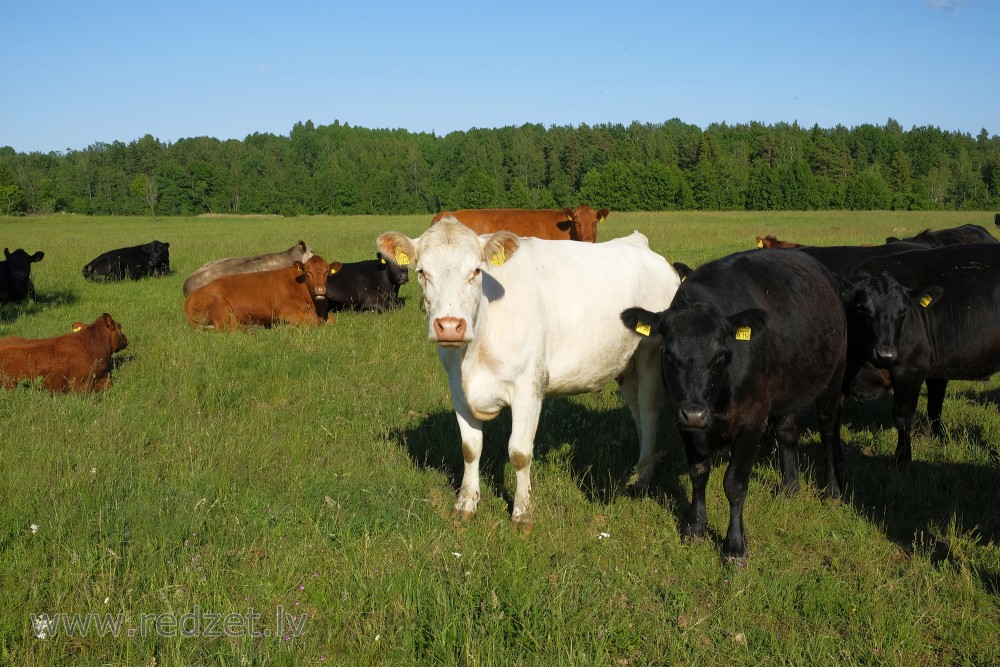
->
[1, 211, 998, 666]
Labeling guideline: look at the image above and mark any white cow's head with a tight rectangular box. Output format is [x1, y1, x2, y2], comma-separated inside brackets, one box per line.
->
[377, 217, 520, 346]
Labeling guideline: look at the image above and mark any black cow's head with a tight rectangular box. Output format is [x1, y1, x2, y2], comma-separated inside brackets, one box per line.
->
[1, 248, 45, 300]
[850, 273, 943, 368]
[622, 301, 767, 431]
[144, 241, 170, 272]
[377, 252, 409, 286]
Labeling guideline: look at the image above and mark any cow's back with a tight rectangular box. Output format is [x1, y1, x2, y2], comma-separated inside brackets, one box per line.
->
[441, 209, 570, 240]
[792, 242, 926, 277]
[482, 233, 679, 393]
[184, 265, 316, 328]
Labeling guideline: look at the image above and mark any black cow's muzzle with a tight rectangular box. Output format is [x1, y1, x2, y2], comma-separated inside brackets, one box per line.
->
[677, 403, 710, 430]
[870, 345, 898, 367]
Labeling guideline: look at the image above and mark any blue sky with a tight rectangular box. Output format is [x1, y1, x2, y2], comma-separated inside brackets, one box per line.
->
[3, 0, 997, 154]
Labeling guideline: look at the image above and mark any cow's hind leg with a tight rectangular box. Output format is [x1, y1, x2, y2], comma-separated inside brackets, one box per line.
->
[508, 392, 543, 529]
[814, 379, 846, 500]
[618, 343, 662, 490]
[925, 378, 947, 439]
[771, 414, 800, 494]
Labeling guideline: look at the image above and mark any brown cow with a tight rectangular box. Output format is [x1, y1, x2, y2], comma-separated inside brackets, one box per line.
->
[431, 206, 609, 242]
[183, 255, 336, 330]
[755, 235, 804, 248]
[182, 241, 315, 297]
[0, 313, 129, 392]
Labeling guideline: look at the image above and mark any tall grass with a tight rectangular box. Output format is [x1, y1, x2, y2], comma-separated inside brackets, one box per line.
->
[1, 211, 998, 666]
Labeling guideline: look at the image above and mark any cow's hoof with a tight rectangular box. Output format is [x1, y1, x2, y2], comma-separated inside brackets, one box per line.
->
[681, 526, 706, 543]
[624, 481, 651, 499]
[723, 551, 749, 567]
[450, 509, 476, 521]
[779, 480, 800, 496]
[512, 517, 534, 535]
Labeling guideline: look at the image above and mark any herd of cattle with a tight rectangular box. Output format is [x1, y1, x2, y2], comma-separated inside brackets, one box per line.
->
[3, 207, 1000, 560]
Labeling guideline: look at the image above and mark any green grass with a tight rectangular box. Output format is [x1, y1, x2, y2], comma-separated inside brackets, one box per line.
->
[1, 211, 998, 666]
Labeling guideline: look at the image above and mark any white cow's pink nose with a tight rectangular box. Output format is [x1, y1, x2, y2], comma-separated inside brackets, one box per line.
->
[434, 317, 467, 343]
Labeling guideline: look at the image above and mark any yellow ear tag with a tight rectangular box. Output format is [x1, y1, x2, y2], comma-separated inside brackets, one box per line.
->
[73, 325, 83, 333]
[491, 247, 506, 266]
[735, 327, 752, 341]
[598, 216, 605, 223]
[329, 267, 337, 275]
[396, 250, 410, 266]
[635, 322, 651, 337]
[380, 257, 386, 264]
[919, 295, 932, 308]
[756, 240, 764, 248]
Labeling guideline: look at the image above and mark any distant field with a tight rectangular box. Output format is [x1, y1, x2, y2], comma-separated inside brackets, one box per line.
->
[1, 211, 998, 666]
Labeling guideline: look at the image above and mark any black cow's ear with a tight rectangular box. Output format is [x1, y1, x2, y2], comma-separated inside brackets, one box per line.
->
[31, 251, 44, 262]
[728, 308, 768, 342]
[621, 307, 661, 338]
[911, 285, 944, 308]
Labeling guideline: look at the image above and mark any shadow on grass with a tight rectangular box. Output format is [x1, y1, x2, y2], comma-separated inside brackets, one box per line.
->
[393, 396, 689, 518]
[0, 289, 79, 324]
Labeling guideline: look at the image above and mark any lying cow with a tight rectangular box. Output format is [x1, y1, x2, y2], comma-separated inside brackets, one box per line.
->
[431, 205, 609, 243]
[0, 247, 45, 303]
[622, 249, 848, 560]
[182, 240, 315, 297]
[183, 255, 334, 330]
[0, 313, 129, 392]
[886, 223, 997, 247]
[755, 235, 803, 248]
[377, 217, 680, 528]
[849, 244, 1000, 464]
[83, 240, 170, 281]
[321, 252, 408, 315]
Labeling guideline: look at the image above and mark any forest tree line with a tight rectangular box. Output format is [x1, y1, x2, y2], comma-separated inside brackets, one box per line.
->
[1, 118, 998, 217]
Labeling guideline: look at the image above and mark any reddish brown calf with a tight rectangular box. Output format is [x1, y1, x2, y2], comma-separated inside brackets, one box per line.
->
[0, 313, 129, 392]
[183, 255, 335, 330]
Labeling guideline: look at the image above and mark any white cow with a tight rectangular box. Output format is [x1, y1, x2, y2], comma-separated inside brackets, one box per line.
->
[377, 217, 680, 527]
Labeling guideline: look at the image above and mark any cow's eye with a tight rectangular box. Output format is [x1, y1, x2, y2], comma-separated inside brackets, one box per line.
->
[469, 268, 481, 283]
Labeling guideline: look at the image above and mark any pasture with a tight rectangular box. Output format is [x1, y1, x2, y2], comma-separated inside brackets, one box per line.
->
[1, 211, 998, 666]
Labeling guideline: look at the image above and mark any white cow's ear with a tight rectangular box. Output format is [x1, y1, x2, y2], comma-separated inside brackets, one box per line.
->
[482, 231, 520, 267]
[376, 231, 417, 267]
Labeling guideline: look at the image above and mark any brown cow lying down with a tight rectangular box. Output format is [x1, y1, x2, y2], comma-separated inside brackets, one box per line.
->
[755, 235, 804, 248]
[0, 313, 129, 392]
[183, 255, 336, 330]
[182, 240, 316, 297]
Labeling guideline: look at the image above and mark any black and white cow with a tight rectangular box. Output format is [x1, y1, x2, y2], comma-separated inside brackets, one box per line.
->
[321, 252, 408, 315]
[0, 247, 45, 303]
[849, 244, 1000, 464]
[82, 241, 170, 281]
[622, 249, 848, 560]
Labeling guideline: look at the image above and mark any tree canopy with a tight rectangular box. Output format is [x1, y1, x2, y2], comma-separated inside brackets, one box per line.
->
[2, 118, 997, 216]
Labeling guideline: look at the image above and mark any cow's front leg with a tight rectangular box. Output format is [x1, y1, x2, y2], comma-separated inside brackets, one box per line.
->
[508, 393, 543, 528]
[681, 430, 710, 540]
[443, 355, 484, 519]
[891, 374, 922, 465]
[722, 426, 764, 561]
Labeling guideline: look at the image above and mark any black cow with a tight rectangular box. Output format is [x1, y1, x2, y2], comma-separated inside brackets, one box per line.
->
[82, 241, 170, 281]
[886, 223, 997, 247]
[786, 242, 927, 278]
[0, 247, 45, 303]
[994, 213, 1000, 229]
[321, 252, 408, 315]
[849, 244, 1000, 465]
[621, 249, 848, 560]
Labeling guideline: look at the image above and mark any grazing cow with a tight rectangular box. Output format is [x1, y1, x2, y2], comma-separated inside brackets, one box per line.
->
[82, 241, 170, 281]
[377, 217, 680, 527]
[183, 255, 334, 330]
[0, 247, 45, 303]
[621, 249, 848, 560]
[886, 224, 997, 247]
[755, 235, 803, 249]
[431, 205, 609, 243]
[182, 240, 315, 296]
[848, 244, 1000, 464]
[321, 252, 408, 315]
[0, 313, 128, 392]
